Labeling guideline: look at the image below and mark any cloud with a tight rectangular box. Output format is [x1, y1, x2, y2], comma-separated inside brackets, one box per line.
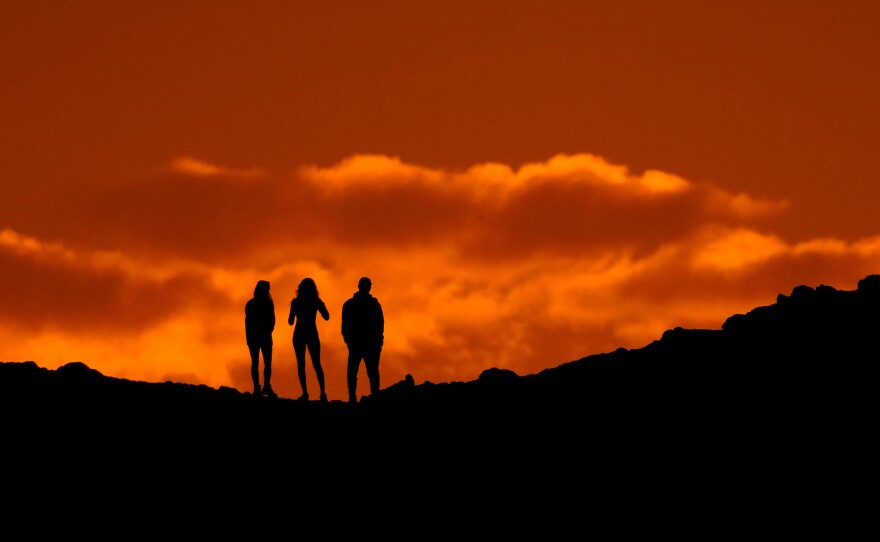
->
[302, 152, 695, 199]
[0, 227, 231, 333]
[169, 156, 265, 178]
[24, 152, 787, 266]
[293, 153, 789, 259]
[692, 228, 789, 271]
[300, 154, 443, 191]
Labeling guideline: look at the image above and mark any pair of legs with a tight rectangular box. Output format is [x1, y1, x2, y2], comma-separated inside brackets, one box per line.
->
[248, 341, 273, 395]
[346, 345, 381, 403]
[293, 334, 326, 401]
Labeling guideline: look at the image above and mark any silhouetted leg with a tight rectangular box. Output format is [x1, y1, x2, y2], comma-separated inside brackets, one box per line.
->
[309, 339, 326, 400]
[294, 339, 308, 399]
[248, 344, 261, 394]
[365, 346, 381, 395]
[347, 347, 361, 403]
[263, 342, 273, 391]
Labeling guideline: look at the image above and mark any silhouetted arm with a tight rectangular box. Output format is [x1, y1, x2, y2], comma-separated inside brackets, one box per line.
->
[268, 299, 276, 333]
[377, 301, 384, 346]
[319, 299, 330, 321]
[288, 299, 296, 326]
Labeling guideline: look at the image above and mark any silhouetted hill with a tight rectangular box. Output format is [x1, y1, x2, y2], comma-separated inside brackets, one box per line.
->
[4, 276, 878, 529]
[6, 274, 879, 441]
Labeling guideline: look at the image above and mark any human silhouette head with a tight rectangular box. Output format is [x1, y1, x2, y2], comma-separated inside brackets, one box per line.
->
[297, 277, 319, 299]
[358, 277, 372, 293]
[254, 280, 271, 298]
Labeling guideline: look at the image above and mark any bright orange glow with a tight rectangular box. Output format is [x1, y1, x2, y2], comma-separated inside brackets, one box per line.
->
[3, 2, 880, 402]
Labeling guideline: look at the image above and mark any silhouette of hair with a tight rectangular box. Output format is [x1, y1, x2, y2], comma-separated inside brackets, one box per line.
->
[294, 277, 319, 302]
[254, 280, 271, 299]
[358, 277, 371, 292]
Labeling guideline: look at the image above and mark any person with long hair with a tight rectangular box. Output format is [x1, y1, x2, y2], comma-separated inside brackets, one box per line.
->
[288, 277, 330, 402]
[245, 279, 276, 398]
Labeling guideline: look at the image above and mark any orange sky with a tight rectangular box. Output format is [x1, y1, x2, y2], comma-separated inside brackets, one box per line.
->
[3, 1, 880, 401]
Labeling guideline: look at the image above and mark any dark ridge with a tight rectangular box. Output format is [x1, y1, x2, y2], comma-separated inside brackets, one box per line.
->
[3, 275, 878, 525]
[5, 275, 879, 435]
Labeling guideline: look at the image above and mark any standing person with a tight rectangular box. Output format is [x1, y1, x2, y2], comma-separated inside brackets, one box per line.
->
[245, 280, 276, 398]
[288, 277, 330, 402]
[341, 276, 384, 403]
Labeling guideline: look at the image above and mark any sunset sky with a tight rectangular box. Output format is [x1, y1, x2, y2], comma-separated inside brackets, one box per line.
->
[3, 1, 880, 401]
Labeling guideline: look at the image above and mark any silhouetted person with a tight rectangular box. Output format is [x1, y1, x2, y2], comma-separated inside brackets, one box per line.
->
[245, 279, 276, 398]
[341, 276, 384, 403]
[288, 277, 330, 402]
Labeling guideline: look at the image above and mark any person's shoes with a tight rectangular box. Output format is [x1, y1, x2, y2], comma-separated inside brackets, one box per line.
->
[349, 393, 357, 404]
[262, 385, 277, 398]
[253, 385, 261, 397]
[319, 393, 328, 403]
[297, 393, 309, 401]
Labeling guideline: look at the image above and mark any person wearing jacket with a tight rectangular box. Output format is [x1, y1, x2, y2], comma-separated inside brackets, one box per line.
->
[245, 279, 276, 398]
[341, 277, 384, 403]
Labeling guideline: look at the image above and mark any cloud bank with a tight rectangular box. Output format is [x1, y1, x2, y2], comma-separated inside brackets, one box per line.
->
[2, 153, 877, 400]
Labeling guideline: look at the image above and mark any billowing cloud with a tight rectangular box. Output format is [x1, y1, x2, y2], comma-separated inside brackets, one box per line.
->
[2, 154, 878, 401]
[20, 153, 787, 264]
[298, 153, 788, 259]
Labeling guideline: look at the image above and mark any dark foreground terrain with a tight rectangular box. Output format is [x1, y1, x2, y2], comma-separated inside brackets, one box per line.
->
[3, 276, 878, 531]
